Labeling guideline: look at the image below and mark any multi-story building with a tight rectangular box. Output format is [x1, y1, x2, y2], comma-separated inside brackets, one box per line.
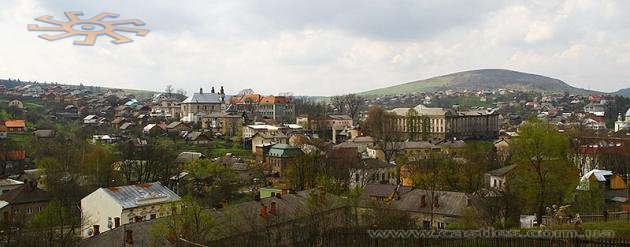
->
[228, 94, 294, 123]
[389, 104, 499, 140]
[614, 108, 630, 132]
[181, 87, 225, 123]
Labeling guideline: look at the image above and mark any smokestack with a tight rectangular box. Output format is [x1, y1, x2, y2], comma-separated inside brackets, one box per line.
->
[259, 203, 268, 218]
[125, 230, 134, 244]
[270, 202, 277, 215]
[199, 88, 203, 94]
[433, 195, 439, 208]
[93, 225, 100, 236]
[211, 86, 215, 94]
[420, 195, 426, 208]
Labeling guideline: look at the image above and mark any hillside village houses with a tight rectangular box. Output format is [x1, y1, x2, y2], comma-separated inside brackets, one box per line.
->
[80, 182, 181, 238]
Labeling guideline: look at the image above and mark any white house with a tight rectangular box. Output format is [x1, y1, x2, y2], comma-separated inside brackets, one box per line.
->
[614, 108, 630, 132]
[485, 165, 517, 191]
[81, 182, 181, 238]
[83, 115, 98, 124]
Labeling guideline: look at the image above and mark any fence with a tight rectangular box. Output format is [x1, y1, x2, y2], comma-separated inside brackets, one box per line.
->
[542, 211, 630, 225]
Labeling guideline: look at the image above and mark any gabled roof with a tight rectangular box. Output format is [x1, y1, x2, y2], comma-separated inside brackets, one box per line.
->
[98, 182, 180, 209]
[0, 184, 50, 204]
[4, 120, 25, 128]
[486, 165, 517, 177]
[182, 93, 222, 104]
[268, 144, 303, 158]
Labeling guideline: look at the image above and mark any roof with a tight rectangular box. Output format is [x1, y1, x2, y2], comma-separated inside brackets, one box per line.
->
[175, 152, 204, 163]
[182, 93, 222, 104]
[360, 184, 413, 200]
[0, 178, 24, 187]
[581, 169, 613, 182]
[166, 121, 185, 129]
[98, 182, 181, 209]
[487, 165, 517, 177]
[351, 158, 393, 169]
[0, 124, 7, 132]
[84, 115, 97, 120]
[4, 120, 25, 128]
[626, 108, 630, 117]
[0, 184, 50, 204]
[390, 189, 472, 217]
[120, 122, 134, 130]
[328, 115, 352, 120]
[186, 131, 209, 141]
[259, 96, 290, 104]
[33, 129, 55, 138]
[267, 144, 303, 158]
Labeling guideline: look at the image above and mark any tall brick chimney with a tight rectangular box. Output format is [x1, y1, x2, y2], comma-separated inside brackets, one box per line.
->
[259, 203, 268, 218]
[125, 229, 134, 244]
[270, 202, 277, 215]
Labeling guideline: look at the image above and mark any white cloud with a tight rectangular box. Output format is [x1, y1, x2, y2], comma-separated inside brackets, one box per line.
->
[1, 0, 629, 95]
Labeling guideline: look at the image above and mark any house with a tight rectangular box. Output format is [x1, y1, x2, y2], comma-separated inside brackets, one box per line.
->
[119, 122, 135, 131]
[0, 178, 23, 195]
[251, 132, 288, 153]
[180, 87, 225, 123]
[33, 129, 55, 139]
[166, 121, 190, 133]
[583, 103, 606, 117]
[185, 131, 210, 145]
[576, 169, 627, 204]
[142, 124, 164, 136]
[174, 152, 205, 164]
[267, 144, 303, 177]
[0, 180, 51, 224]
[4, 120, 26, 132]
[8, 99, 23, 109]
[202, 112, 244, 137]
[83, 115, 99, 124]
[349, 158, 398, 189]
[572, 142, 624, 175]
[614, 108, 630, 132]
[358, 184, 484, 229]
[80, 182, 181, 238]
[485, 165, 517, 191]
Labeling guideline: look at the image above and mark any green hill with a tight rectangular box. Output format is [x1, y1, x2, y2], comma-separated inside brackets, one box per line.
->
[359, 69, 595, 96]
[613, 88, 630, 97]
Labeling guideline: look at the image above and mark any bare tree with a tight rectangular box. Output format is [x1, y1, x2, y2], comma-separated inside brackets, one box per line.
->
[343, 94, 363, 120]
[165, 84, 174, 97]
[330, 95, 345, 114]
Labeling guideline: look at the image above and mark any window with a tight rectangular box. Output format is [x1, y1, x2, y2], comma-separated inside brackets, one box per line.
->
[27, 208, 33, 214]
[422, 220, 431, 229]
[150, 214, 157, 220]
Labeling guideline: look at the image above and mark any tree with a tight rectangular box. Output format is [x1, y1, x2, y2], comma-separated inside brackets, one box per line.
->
[285, 154, 324, 191]
[176, 88, 187, 96]
[364, 106, 402, 162]
[330, 95, 345, 114]
[27, 200, 81, 246]
[509, 119, 577, 225]
[164, 84, 174, 97]
[150, 197, 213, 246]
[184, 159, 239, 207]
[343, 94, 363, 121]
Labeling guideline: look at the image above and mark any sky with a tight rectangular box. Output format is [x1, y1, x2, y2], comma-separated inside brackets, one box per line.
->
[1, 0, 629, 96]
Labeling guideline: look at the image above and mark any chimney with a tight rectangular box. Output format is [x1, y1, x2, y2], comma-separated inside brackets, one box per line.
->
[220, 86, 224, 95]
[93, 225, 100, 236]
[114, 217, 120, 228]
[433, 195, 439, 208]
[254, 193, 261, 201]
[125, 229, 134, 245]
[281, 189, 288, 195]
[420, 195, 426, 208]
[211, 86, 215, 94]
[199, 87, 203, 94]
[259, 203, 268, 218]
[270, 202, 277, 215]
[275, 193, 282, 199]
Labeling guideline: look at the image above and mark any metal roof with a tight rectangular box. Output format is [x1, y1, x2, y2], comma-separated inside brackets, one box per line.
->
[101, 182, 181, 209]
[182, 93, 222, 104]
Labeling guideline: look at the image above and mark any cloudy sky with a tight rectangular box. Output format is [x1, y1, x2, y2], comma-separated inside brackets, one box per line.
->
[1, 0, 629, 96]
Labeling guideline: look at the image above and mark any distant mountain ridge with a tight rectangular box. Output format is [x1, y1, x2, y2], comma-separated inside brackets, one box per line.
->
[613, 88, 630, 97]
[359, 69, 596, 96]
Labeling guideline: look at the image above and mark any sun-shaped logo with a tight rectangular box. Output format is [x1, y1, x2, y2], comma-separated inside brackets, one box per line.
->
[27, 11, 149, 46]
